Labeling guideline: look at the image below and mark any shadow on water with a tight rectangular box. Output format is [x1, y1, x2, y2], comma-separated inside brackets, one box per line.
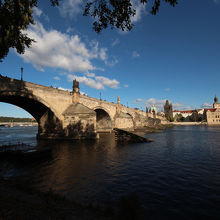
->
[1, 126, 220, 219]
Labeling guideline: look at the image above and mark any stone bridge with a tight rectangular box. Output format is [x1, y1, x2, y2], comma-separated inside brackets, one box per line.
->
[0, 76, 167, 139]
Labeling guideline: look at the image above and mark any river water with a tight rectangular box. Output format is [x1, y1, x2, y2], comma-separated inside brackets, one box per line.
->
[0, 125, 220, 219]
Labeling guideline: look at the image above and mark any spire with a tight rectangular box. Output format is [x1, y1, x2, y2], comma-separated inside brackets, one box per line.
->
[214, 94, 218, 103]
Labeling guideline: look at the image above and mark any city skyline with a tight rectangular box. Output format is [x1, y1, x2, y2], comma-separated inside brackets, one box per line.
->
[0, 0, 220, 117]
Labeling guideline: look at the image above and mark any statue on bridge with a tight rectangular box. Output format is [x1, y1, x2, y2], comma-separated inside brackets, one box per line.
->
[73, 79, 79, 93]
[117, 96, 120, 104]
[72, 79, 80, 103]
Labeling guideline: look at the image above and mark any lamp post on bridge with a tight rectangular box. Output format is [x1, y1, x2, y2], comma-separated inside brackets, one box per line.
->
[21, 67, 23, 81]
[100, 92, 102, 100]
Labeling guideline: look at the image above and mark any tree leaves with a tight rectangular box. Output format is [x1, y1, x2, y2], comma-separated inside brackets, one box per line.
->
[0, 0, 58, 62]
[84, 0, 178, 33]
[0, 0, 178, 62]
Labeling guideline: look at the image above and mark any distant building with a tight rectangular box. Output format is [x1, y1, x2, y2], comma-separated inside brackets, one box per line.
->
[164, 100, 173, 121]
[173, 110, 193, 119]
[173, 95, 220, 123]
[173, 109, 203, 122]
[149, 105, 157, 118]
[206, 95, 220, 125]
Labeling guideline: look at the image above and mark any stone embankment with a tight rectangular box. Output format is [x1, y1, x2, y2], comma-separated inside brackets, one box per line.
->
[171, 122, 207, 126]
[114, 128, 152, 143]
[0, 122, 38, 127]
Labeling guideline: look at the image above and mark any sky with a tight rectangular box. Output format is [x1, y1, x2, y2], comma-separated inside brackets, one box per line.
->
[0, 0, 220, 117]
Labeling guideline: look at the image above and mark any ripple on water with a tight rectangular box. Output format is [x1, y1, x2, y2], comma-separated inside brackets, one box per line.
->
[1, 126, 220, 219]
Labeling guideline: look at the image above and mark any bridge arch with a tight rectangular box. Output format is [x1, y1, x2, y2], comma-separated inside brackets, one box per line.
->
[0, 90, 63, 138]
[126, 113, 135, 124]
[0, 91, 59, 119]
[93, 107, 113, 132]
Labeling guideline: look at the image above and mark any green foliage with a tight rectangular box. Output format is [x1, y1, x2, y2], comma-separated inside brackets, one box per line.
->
[84, 0, 178, 33]
[0, 0, 178, 61]
[0, 0, 58, 62]
[167, 115, 174, 122]
[175, 113, 185, 122]
[0, 116, 33, 122]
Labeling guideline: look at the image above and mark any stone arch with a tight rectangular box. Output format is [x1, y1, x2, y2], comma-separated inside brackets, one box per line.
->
[0, 90, 60, 119]
[93, 106, 113, 120]
[0, 90, 63, 138]
[126, 113, 135, 128]
[114, 112, 135, 131]
[93, 107, 113, 132]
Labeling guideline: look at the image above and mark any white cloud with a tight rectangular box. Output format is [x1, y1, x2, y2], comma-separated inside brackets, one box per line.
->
[182, 106, 194, 110]
[59, 0, 82, 18]
[144, 98, 184, 110]
[132, 51, 140, 58]
[145, 98, 166, 109]
[19, 21, 110, 73]
[173, 103, 184, 108]
[67, 74, 119, 90]
[213, 0, 220, 4]
[201, 103, 212, 108]
[33, 7, 42, 17]
[68, 75, 104, 90]
[112, 39, 120, 47]
[86, 72, 95, 77]
[105, 56, 119, 67]
[58, 72, 67, 76]
[131, 0, 146, 23]
[100, 48, 108, 61]
[58, 87, 71, 91]
[135, 98, 143, 102]
[54, 76, 61, 81]
[19, 21, 121, 91]
[95, 76, 119, 89]
[33, 7, 49, 22]
[99, 48, 118, 67]
[66, 27, 75, 33]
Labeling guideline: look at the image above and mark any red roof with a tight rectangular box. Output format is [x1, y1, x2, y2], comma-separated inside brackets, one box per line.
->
[204, 108, 216, 112]
[174, 108, 217, 113]
[173, 110, 193, 113]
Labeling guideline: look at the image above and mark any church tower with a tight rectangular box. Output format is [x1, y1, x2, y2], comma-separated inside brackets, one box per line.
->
[213, 95, 220, 108]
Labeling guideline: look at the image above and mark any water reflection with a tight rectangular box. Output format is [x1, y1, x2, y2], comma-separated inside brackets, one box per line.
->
[1, 126, 220, 218]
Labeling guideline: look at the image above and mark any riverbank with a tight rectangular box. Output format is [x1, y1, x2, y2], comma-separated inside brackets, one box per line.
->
[0, 177, 144, 220]
[134, 123, 173, 134]
[0, 122, 38, 127]
[0, 178, 115, 220]
[171, 122, 207, 126]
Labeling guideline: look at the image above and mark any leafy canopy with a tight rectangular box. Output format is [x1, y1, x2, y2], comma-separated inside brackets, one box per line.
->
[0, 0, 178, 62]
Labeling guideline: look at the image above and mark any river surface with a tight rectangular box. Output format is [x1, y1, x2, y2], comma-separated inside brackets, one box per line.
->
[0, 126, 220, 219]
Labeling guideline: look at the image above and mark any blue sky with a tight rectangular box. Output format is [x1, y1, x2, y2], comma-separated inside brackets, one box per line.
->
[1, 0, 220, 117]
